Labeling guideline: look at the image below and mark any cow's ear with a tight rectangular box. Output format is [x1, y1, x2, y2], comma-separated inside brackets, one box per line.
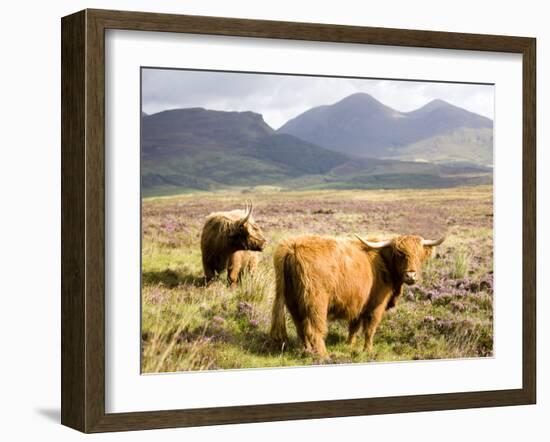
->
[422, 246, 434, 259]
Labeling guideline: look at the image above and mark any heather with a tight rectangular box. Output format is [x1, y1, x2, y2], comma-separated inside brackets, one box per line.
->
[141, 185, 493, 372]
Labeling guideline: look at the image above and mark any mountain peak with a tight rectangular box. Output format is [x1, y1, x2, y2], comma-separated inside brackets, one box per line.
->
[410, 99, 453, 114]
[338, 92, 377, 102]
[325, 93, 400, 121]
[334, 92, 388, 109]
[426, 98, 450, 107]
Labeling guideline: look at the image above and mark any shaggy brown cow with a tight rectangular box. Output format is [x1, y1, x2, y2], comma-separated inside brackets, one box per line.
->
[270, 234, 444, 358]
[227, 250, 259, 287]
[200, 202, 267, 287]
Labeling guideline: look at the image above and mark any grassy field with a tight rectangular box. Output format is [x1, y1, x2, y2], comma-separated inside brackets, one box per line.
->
[141, 185, 493, 373]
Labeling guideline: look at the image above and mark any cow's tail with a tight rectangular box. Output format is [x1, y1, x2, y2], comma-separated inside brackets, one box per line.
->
[270, 244, 291, 345]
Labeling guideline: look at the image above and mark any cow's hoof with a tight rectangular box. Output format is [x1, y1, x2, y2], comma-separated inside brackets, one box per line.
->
[313, 353, 332, 364]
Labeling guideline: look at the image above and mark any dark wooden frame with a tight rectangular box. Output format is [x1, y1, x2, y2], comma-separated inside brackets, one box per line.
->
[61, 8, 536, 433]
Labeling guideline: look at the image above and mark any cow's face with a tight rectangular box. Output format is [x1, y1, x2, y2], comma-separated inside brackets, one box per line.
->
[232, 219, 267, 252]
[355, 234, 445, 286]
[392, 236, 434, 285]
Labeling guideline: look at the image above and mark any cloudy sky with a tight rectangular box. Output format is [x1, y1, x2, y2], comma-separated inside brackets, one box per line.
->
[142, 68, 494, 130]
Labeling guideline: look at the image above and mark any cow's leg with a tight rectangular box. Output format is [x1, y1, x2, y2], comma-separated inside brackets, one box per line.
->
[237, 253, 257, 284]
[202, 252, 219, 285]
[347, 318, 362, 346]
[226, 253, 241, 288]
[246, 253, 258, 274]
[303, 321, 328, 358]
[227, 252, 258, 287]
[303, 298, 329, 359]
[363, 304, 386, 352]
[238, 253, 258, 283]
[284, 297, 306, 348]
[203, 264, 216, 286]
[296, 327, 308, 352]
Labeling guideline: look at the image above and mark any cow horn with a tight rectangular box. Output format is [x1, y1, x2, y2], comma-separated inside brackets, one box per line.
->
[240, 200, 253, 224]
[421, 237, 446, 246]
[355, 235, 392, 248]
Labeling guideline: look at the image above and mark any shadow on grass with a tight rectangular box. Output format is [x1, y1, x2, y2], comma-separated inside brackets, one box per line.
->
[240, 329, 279, 355]
[183, 321, 288, 358]
[234, 327, 314, 360]
[325, 330, 347, 346]
[142, 269, 205, 288]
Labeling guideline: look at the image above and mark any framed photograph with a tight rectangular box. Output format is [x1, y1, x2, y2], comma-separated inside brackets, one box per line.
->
[61, 9, 536, 433]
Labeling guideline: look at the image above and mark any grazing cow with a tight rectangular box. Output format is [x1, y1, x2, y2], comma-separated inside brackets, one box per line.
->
[270, 234, 444, 358]
[200, 202, 267, 287]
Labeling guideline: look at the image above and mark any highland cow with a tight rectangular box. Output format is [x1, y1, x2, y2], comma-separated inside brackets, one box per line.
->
[269, 234, 444, 358]
[200, 202, 267, 287]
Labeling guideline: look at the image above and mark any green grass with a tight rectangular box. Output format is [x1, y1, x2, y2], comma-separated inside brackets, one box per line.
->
[141, 186, 494, 372]
[449, 247, 472, 279]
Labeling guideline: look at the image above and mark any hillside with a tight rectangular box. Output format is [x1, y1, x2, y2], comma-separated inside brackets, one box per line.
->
[282, 157, 492, 191]
[141, 108, 347, 195]
[384, 127, 493, 165]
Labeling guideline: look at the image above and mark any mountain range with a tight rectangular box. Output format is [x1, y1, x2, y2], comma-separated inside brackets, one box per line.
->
[141, 93, 493, 196]
[279, 93, 493, 162]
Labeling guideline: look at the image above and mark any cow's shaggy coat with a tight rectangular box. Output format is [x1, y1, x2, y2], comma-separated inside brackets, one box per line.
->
[270, 234, 443, 358]
[200, 206, 266, 286]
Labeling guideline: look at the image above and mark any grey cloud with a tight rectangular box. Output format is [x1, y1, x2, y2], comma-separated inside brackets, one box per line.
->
[142, 68, 494, 129]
